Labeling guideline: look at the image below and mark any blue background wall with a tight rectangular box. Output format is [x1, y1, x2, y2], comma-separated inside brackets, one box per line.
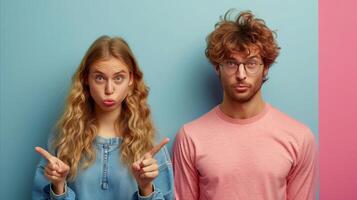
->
[0, 0, 318, 199]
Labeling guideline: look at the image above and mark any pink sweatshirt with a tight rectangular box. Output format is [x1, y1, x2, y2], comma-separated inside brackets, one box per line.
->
[173, 103, 317, 200]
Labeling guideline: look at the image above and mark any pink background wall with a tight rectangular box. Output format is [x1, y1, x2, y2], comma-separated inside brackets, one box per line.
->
[320, 0, 357, 199]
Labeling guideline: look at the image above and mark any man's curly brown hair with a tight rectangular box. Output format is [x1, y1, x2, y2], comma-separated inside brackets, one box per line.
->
[205, 10, 280, 78]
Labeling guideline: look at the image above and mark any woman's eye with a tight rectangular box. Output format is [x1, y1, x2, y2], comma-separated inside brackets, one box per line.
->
[95, 75, 104, 81]
[114, 76, 124, 82]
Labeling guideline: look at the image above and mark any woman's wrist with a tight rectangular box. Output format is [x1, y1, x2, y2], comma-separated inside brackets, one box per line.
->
[138, 183, 154, 196]
[52, 181, 66, 195]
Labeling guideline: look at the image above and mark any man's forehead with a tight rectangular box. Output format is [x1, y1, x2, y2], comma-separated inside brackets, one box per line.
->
[229, 47, 261, 59]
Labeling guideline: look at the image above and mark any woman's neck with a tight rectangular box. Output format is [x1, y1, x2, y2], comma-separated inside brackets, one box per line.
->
[95, 106, 122, 138]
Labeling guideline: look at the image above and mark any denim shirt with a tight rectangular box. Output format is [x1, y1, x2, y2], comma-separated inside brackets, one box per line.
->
[32, 136, 174, 200]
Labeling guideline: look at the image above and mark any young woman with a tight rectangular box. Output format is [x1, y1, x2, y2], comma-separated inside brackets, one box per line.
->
[32, 36, 173, 200]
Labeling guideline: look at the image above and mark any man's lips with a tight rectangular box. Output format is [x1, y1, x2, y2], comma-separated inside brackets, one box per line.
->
[232, 84, 250, 92]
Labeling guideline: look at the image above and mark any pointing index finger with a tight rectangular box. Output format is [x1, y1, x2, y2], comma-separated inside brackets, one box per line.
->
[148, 138, 170, 157]
[35, 146, 55, 163]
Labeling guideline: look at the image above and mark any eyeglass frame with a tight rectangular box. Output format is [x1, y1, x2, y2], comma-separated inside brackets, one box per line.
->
[219, 57, 264, 75]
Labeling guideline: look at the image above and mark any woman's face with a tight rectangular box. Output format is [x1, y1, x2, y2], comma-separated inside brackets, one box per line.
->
[88, 56, 133, 113]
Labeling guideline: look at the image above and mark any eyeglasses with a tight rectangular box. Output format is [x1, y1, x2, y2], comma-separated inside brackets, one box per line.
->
[219, 59, 264, 75]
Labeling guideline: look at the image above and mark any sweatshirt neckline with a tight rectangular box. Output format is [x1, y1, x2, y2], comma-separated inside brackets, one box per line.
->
[215, 103, 270, 125]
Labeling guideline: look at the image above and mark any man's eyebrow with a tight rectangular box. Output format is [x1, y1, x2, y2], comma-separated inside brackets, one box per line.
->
[226, 56, 260, 61]
[246, 55, 260, 59]
[226, 57, 238, 61]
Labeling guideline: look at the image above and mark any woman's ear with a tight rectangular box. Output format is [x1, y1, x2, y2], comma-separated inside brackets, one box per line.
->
[128, 72, 134, 86]
[85, 76, 89, 85]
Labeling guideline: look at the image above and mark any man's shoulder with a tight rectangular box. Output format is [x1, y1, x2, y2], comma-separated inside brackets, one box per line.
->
[269, 105, 315, 140]
[177, 106, 218, 139]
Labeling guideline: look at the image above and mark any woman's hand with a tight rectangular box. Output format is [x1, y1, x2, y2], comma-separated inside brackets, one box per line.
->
[131, 138, 170, 196]
[35, 147, 70, 195]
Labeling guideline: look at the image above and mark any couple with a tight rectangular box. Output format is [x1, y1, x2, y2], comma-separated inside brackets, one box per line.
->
[32, 10, 317, 200]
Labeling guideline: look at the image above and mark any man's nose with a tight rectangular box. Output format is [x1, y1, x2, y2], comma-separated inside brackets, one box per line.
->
[236, 64, 247, 80]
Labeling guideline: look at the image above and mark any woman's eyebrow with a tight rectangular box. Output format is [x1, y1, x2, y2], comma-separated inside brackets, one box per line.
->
[92, 69, 127, 75]
[113, 70, 127, 75]
[93, 69, 105, 74]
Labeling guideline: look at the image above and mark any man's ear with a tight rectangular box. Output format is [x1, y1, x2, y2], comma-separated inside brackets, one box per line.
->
[214, 65, 220, 75]
[263, 66, 269, 77]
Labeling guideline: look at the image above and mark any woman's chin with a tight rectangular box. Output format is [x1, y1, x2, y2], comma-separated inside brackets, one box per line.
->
[98, 104, 120, 113]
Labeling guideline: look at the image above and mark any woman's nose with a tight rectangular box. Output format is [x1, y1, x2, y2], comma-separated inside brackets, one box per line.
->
[105, 80, 114, 95]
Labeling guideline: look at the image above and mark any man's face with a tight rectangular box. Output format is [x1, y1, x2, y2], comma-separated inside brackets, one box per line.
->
[217, 48, 268, 103]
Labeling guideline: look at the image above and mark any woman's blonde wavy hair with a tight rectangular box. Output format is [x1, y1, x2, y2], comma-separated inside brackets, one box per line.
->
[52, 35, 155, 181]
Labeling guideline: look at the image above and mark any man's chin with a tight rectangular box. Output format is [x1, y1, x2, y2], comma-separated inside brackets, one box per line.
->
[227, 93, 252, 103]
[226, 85, 261, 103]
[233, 97, 253, 103]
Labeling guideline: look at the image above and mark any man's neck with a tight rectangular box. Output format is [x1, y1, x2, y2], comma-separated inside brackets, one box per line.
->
[220, 91, 266, 119]
[95, 106, 122, 138]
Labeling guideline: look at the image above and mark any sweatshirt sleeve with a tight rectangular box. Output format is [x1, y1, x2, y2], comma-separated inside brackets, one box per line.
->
[173, 127, 200, 200]
[286, 129, 318, 200]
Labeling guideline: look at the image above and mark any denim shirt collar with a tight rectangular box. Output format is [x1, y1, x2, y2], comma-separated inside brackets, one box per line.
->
[95, 135, 122, 152]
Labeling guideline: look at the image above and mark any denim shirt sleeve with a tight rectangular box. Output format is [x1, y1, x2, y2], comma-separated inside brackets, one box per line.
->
[32, 156, 76, 200]
[133, 146, 174, 200]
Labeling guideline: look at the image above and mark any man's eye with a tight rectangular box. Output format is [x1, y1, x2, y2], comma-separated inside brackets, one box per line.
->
[226, 61, 237, 66]
[247, 62, 256, 65]
[246, 61, 258, 66]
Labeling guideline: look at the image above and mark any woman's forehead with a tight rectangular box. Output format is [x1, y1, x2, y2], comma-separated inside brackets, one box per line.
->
[90, 57, 130, 73]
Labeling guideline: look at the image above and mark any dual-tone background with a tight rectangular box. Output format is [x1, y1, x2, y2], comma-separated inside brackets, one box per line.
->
[0, 0, 355, 199]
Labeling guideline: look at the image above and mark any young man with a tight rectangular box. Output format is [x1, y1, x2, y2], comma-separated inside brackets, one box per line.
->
[173, 10, 317, 200]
